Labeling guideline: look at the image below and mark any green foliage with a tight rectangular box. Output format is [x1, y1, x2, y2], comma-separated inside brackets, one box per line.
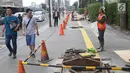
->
[87, 2, 120, 25]
[73, 1, 78, 10]
[105, 3, 119, 25]
[78, 8, 85, 14]
[114, 12, 120, 26]
[87, 3, 101, 22]
[41, 3, 47, 10]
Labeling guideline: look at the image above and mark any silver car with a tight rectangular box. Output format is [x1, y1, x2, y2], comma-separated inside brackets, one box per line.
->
[33, 11, 45, 22]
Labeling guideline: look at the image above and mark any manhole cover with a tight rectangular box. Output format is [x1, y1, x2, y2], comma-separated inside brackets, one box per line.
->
[70, 26, 83, 29]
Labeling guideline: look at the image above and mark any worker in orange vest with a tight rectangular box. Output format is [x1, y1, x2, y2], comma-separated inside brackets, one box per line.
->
[97, 7, 107, 52]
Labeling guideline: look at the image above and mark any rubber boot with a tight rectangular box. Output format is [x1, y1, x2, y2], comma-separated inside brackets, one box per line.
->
[101, 41, 104, 51]
[98, 42, 104, 52]
[97, 42, 101, 49]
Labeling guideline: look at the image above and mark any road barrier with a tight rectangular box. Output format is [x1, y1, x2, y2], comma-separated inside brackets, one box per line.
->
[24, 44, 42, 62]
[22, 61, 130, 71]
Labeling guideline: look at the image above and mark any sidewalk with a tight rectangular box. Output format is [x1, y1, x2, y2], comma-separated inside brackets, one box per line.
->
[80, 20, 130, 73]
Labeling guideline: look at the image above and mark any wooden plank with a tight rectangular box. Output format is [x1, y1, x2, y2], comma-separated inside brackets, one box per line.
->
[114, 50, 130, 62]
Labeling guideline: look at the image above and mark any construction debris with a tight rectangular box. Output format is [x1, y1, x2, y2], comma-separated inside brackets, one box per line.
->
[62, 48, 101, 71]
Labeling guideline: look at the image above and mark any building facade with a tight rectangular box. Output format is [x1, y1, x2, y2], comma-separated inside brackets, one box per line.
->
[0, 0, 23, 7]
[65, 0, 70, 7]
[45, 0, 48, 5]
[106, 0, 119, 3]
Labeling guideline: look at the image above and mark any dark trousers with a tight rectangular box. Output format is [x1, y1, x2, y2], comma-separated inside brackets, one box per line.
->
[98, 29, 105, 43]
[5, 34, 17, 55]
[54, 17, 58, 26]
[98, 29, 105, 49]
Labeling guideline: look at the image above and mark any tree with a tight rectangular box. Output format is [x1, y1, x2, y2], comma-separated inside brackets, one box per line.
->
[73, 1, 78, 10]
[41, 3, 47, 10]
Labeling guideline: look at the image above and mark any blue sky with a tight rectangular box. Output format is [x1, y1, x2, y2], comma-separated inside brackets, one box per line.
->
[23, 0, 77, 6]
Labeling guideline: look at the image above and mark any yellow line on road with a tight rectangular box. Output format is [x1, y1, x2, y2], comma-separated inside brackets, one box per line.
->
[77, 21, 100, 58]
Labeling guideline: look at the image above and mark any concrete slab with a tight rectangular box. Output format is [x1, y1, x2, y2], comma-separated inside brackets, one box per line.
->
[115, 50, 130, 62]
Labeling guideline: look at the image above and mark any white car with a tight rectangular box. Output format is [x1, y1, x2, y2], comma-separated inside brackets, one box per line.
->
[14, 12, 25, 17]
[33, 11, 45, 22]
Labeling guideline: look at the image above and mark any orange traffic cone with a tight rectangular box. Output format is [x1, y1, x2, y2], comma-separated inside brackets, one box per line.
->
[66, 15, 69, 23]
[41, 40, 49, 62]
[66, 18, 68, 23]
[63, 20, 66, 29]
[18, 60, 26, 73]
[65, 20, 68, 25]
[60, 24, 64, 35]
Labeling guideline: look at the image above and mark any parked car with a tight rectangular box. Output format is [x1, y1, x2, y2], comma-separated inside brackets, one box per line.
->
[0, 16, 4, 25]
[33, 11, 45, 22]
[14, 12, 25, 17]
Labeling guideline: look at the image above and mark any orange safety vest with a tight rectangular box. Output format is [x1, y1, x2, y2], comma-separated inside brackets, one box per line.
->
[97, 14, 106, 30]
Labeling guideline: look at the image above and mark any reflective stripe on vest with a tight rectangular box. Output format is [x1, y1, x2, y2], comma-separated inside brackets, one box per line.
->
[97, 14, 106, 30]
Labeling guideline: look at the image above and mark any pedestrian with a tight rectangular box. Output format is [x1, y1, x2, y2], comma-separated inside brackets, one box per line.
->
[18, 14, 22, 29]
[22, 9, 39, 58]
[53, 9, 60, 27]
[97, 7, 107, 52]
[1, 7, 20, 59]
[71, 11, 75, 21]
[62, 11, 64, 17]
[84, 9, 88, 19]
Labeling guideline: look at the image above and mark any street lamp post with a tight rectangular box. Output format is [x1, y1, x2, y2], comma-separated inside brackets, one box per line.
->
[103, 0, 105, 6]
[48, 0, 52, 27]
[102, 0, 105, 9]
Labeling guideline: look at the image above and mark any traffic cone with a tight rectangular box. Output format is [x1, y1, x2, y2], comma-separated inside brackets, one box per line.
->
[66, 15, 69, 23]
[66, 18, 68, 24]
[41, 40, 49, 62]
[65, 20, 68, 26]
[18, 60, 26, 73]
[60, 24, 64, 35]
[63, 20, 66, 29]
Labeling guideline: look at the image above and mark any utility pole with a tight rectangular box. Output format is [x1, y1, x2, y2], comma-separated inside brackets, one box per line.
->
[58, 0, 60, 12]
[48, 0, 52, 27]
[102, 0, 105, 9]
[103, 0, 105, 6]
[119, 0, 127, 30]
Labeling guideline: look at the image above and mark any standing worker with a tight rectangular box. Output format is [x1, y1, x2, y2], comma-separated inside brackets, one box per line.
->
[71, 11, 75, 21]
[53, 9, 60, 27]
[22, 9, 39, 58]
[97, 7, 107, 52]
[2, 7, 20, 59]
